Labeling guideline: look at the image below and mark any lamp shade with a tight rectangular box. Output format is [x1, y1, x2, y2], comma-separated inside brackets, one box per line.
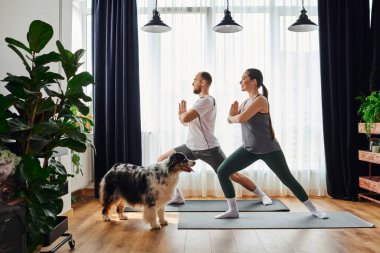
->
[141, 10, 171, 33]
[288, 8, 318, 32]
[213, 9, 243, 33]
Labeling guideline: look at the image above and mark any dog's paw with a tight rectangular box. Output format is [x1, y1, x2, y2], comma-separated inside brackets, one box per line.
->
[118, 214, 128, 220]
[102, 215, 111, 222]
[159, 219, 168, 226]
[150, 223, 161, 229]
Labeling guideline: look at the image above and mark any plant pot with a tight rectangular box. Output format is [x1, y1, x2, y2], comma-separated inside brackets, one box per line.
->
[42, 216, 68, 247]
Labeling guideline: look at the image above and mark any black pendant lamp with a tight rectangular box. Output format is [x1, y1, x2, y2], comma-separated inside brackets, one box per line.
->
[213, 0, 243, 33]
[288, 0, 318, 32]
[141, 0, 171, 33]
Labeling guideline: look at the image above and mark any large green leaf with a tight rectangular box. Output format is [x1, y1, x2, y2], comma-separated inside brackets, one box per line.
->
[63, 128, 87, 143]
[69, 72, 94, 87]
[35, 51, 60, 65]
[5, 37, 32, 54]
[19, 155, 50, 183]
[48, 159, 67, 177]
[56, 40, 77, 79]
[2, 73, 31, 86]
[33, 121, 60, 136]
[7, 45, 31, 73]
[8, 118, 31, 131]
[5, 81, 27, 99]
[43, 86, 64, 98]
[0, 94, 17, 110]
[29, 135, 52, 154]
[73, 49, 85, 63]
[57, 138, 87, 152]
[45, 71, 64, 81]
[66, 82, 84, 98]
[67, 98, 89, 115]
[27, 20, 53, 53]
[36, 97, 55, 114]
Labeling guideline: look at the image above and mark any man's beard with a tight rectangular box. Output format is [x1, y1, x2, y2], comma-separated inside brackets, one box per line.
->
[193, 88, 201, 94]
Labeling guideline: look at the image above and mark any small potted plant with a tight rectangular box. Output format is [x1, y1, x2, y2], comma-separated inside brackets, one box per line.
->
[0, 149, 20, 201]
[356, 91, 380, 135]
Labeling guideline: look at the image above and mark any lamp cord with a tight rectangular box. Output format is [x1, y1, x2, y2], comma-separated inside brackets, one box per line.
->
[227, 0, 229, 10]
[155, 0, 157, 11]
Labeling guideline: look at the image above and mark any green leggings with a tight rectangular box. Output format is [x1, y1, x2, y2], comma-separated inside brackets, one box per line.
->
[217, 147, 308, 202]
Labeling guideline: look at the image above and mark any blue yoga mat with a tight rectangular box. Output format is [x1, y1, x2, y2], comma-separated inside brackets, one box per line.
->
[178, 211, 375, 229]
[124, 199, 290, 212]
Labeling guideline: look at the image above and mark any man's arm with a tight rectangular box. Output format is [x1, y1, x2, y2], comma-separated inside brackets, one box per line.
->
[179, 109, 199, 123]
[178, 100, 199, 125]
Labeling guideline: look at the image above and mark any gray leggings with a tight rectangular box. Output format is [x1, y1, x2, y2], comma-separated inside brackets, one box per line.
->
[217, 146, 309, 201]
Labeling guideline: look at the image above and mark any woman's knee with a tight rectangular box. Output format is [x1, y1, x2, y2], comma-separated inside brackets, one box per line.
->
[217, 165, 231, 179]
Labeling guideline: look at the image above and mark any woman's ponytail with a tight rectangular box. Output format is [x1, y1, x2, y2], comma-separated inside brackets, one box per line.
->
[262, 84, 274, 141]
[261, 83, 268, 99]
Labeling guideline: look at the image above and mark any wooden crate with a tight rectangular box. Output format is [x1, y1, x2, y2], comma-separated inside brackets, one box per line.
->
[359, 176, 380, 194]
[358, 150, 380, 164]
[358, 123, 380, 134]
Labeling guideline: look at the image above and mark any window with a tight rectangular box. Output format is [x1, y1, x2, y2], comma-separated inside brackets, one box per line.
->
[77, 0, 326, 196]
[137, 0, 325, 196]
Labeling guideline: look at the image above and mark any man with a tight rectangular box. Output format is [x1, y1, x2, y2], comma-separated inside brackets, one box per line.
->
[157, 71, 272, 205]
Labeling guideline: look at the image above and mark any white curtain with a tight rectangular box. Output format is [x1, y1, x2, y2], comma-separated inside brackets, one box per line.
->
[137, 0, 326, 198]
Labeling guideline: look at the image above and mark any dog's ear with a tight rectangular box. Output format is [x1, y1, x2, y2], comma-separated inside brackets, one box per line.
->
[168, 152, 186, 168]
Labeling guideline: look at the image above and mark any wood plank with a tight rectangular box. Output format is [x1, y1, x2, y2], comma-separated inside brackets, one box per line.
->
[210, 230, 239, 253]
[359, 176, 380, 194]
[185, 230, 211, 253]
[358, 150, 380, 164]
[358, 123, 380, 134]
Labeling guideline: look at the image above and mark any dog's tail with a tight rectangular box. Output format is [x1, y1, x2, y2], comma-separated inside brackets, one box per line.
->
[99, 172, 117, 207]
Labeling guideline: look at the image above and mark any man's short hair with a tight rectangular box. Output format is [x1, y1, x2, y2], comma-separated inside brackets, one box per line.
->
[200, 72, 212, 85]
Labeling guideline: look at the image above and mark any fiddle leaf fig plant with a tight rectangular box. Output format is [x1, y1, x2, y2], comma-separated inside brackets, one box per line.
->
[0, 20, 94, 253]
[356, 91, 380, 135]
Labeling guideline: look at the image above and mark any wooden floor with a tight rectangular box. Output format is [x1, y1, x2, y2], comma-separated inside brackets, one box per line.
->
[47, 195, 380, 253]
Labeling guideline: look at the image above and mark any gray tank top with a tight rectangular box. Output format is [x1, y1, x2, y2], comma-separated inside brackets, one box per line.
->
[241, 96, 281, 154]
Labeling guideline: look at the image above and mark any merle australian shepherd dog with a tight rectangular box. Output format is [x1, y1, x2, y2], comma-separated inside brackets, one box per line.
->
[100, 153, 195, 229]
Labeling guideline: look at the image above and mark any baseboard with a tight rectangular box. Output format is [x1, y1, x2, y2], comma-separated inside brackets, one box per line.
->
[62, 208, 73, 218]
[72, 187, 94, 197]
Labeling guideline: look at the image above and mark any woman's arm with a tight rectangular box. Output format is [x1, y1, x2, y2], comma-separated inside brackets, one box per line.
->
[228, 96, 267, 123]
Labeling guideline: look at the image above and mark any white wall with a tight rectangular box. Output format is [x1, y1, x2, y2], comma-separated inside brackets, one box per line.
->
[71, 134, 94, 192]
[0, 0, 73, 214]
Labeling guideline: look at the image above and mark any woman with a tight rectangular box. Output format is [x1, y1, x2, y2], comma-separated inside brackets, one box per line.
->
[215, 68, 328, 219]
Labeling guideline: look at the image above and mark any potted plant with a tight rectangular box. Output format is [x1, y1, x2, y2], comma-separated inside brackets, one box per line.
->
[0, 20, 94, 252]
[356, 91, 380, 135]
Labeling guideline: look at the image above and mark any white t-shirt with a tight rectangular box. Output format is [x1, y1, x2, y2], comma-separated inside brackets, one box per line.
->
[186, 96, 220, 150]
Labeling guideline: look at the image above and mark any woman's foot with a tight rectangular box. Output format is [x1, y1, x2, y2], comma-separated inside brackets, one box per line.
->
[214, 197, 239, 219]
[311, 210, 329, 219]
[303, 199, 329, 219]
[214, 209, 239, 219]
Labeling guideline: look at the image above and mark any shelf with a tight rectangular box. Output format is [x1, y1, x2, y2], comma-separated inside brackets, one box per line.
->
[358, 193, 380, 204]
[359, 176, 380, 194]
[358, 150, 380, 164]
[358, 123, 380, 134]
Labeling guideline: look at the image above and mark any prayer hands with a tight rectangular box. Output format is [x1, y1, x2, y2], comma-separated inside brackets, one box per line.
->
[229, 101, 239, 117]
[179, 100, 187, 115]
